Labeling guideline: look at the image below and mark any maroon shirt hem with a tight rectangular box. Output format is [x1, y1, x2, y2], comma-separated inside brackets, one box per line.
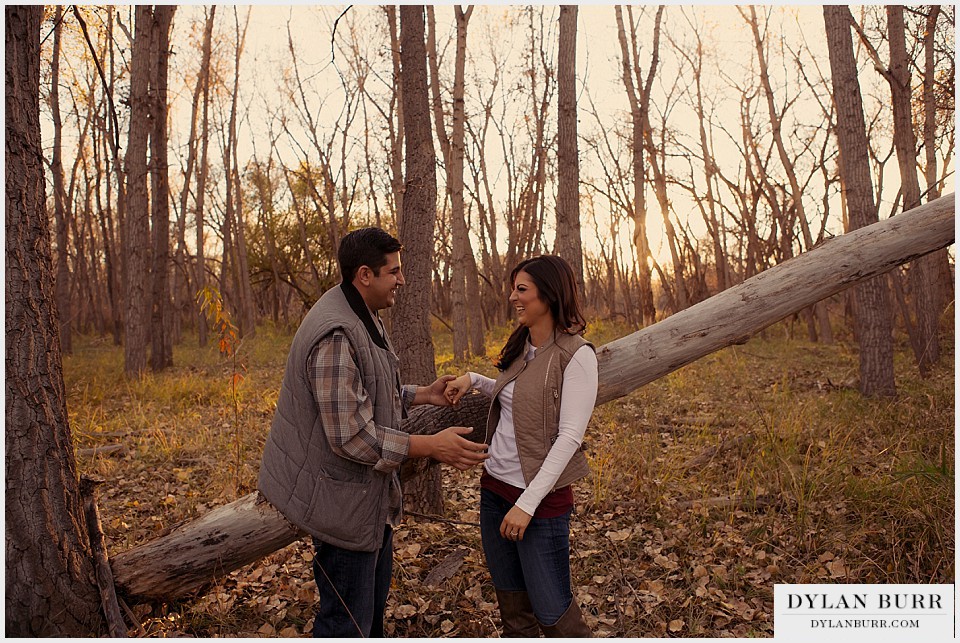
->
[481, 470, 574, 518]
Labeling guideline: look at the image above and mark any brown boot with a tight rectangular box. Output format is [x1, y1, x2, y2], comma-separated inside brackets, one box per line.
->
[495, 589, 541, 637]
[539, 600, 591, 638]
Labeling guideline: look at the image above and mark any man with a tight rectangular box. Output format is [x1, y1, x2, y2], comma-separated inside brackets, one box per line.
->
[258, 227, 488, 637]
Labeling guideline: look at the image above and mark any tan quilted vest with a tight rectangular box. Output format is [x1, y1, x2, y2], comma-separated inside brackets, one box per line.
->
[486, 331, 594, 490]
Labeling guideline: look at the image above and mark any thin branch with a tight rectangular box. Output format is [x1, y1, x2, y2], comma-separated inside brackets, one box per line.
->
[72, 6, 121, 155]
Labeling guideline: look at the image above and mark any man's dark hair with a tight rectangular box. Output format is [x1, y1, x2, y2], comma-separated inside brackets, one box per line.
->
[338, 227, 403, 283]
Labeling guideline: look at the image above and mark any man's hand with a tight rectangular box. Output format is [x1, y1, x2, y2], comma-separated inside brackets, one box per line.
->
[443, 373, 472, 406]
[408, 426, 488, 470]
[413, 375, 456, 406]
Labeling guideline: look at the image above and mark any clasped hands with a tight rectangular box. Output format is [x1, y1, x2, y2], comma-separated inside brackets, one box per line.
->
[410, 375, 487, 471]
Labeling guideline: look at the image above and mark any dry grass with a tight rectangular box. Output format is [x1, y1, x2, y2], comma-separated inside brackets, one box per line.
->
[65, 319, 954, 637]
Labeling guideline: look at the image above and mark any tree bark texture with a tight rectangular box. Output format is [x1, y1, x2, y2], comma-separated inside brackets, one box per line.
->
[150, 5, 175, 371]
[823, 5, 896, 396]
[79, 476, 128, 637]
[395, 5, 438, 384]
[123, 6, 155, 378]
[110, 193, 954, 604]
[922, 6, 954, 317]
[395, 5, 442, 514]
[5, 6, 102, 634]
[426, 5, 479, 362]
[555, 5, 584, 294]
[887, 5, 940, 374]
[385, 6, 405, 222]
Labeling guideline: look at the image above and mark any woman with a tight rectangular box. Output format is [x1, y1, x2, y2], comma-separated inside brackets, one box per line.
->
[445, 255, 597, 637]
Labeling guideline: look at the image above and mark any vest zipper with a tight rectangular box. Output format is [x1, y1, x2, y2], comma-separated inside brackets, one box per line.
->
[543, 353, 557, 449]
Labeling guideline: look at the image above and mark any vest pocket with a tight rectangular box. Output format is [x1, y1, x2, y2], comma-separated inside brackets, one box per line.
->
[306, 473, 381, 552]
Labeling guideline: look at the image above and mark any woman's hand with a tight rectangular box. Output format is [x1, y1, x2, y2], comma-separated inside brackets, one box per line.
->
[500, 505, 532, 541]
[414, 375, 457, 406]
[443, 373, 473, 406]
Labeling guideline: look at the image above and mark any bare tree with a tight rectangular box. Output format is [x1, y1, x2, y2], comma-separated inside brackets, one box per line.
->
[221, 7, 256, 337]
[743, 6, 833, 343]
[384, 6, 406, 218]
[50, 6, 73, 354]
[885, 6, 940, 373]
[150, 6, 175, 370]
[823, 5, 895, 396]
[194, 7, 216, 347]
[426, 5, 483, 360]
[614, 4, 660, 326]
[6, 6, 101, 633]
[173, 7, 215, 343]
[921, 6, 955, 316]
[555, 5, 584, 293]
[670, 8, 731, 294]
[123, 6, 155, 377]
[396, 5, 443, 513]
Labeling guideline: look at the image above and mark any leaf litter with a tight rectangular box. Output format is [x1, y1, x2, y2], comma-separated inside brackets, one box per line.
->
[66, 332, 954, 637]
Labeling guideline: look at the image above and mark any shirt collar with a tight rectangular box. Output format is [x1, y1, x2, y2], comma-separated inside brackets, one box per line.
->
[339, 281, 389, 351]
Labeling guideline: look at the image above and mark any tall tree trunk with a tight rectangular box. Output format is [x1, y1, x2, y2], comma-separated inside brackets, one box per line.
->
[224, 7, 255, 337]
[123, 6, 155, 378]
[50, 6, 72, 354]
[426, 5, 481, 361]
[174, 8, 212, 344]
[823, 5, 895, 397]
[150, 6, 175, 371]
[555, 5, 584, 295]
[110, 193, 955, 604]
[5, 6, 101, 634]
[614, 5, 658, 326]
[195, 6, 216, 347]
[686, 27, 729, 293]
[886, 5, 939, 375]
[396, 5, 442, 514]
[384, 5, 405, 221]
[921, 6, 953, 334]
[104, 6, 124, 346]
[923, 5, 942, 201]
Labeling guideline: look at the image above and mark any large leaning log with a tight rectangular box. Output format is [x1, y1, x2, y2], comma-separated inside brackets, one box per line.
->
[111, 193, 954, 603]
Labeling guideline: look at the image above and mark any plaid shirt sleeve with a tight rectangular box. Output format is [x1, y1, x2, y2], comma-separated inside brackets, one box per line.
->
[310, 331, 410, 473]
[400, 384, 417, 413]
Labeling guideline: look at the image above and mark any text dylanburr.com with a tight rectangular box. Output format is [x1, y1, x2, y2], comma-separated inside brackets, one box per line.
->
[774, 584, 954, 642]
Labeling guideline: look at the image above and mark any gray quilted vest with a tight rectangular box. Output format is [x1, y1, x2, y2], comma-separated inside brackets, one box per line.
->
[258, 284, 402, 552]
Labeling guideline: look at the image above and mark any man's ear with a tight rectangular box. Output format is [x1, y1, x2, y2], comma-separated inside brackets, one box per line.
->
[355, 265, 372, 286]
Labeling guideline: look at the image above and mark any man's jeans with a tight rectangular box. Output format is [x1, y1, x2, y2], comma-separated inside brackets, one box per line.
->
[312, 525, 393, 637]
[480, 487, 573, 625]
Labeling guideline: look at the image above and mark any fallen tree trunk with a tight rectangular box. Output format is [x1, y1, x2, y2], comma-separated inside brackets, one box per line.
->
[111, 395, 492, 601]
[111, 193, 954, 603]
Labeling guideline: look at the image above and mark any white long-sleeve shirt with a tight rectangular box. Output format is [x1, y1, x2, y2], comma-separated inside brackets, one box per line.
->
[468, 342, 598, 516]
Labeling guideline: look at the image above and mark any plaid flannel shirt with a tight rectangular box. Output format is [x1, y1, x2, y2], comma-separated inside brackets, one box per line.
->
[309, 329, 417, 473]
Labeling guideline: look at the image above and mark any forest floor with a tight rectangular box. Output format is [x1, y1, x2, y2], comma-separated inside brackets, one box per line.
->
[65, 317, 954, 638]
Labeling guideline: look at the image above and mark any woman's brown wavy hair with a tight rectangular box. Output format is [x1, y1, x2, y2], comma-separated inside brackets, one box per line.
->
[494, 255, 587, 371]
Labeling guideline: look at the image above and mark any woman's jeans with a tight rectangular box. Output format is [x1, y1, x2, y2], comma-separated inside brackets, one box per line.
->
[480, 487, 573, 625]
[312, 526, 393, 638]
